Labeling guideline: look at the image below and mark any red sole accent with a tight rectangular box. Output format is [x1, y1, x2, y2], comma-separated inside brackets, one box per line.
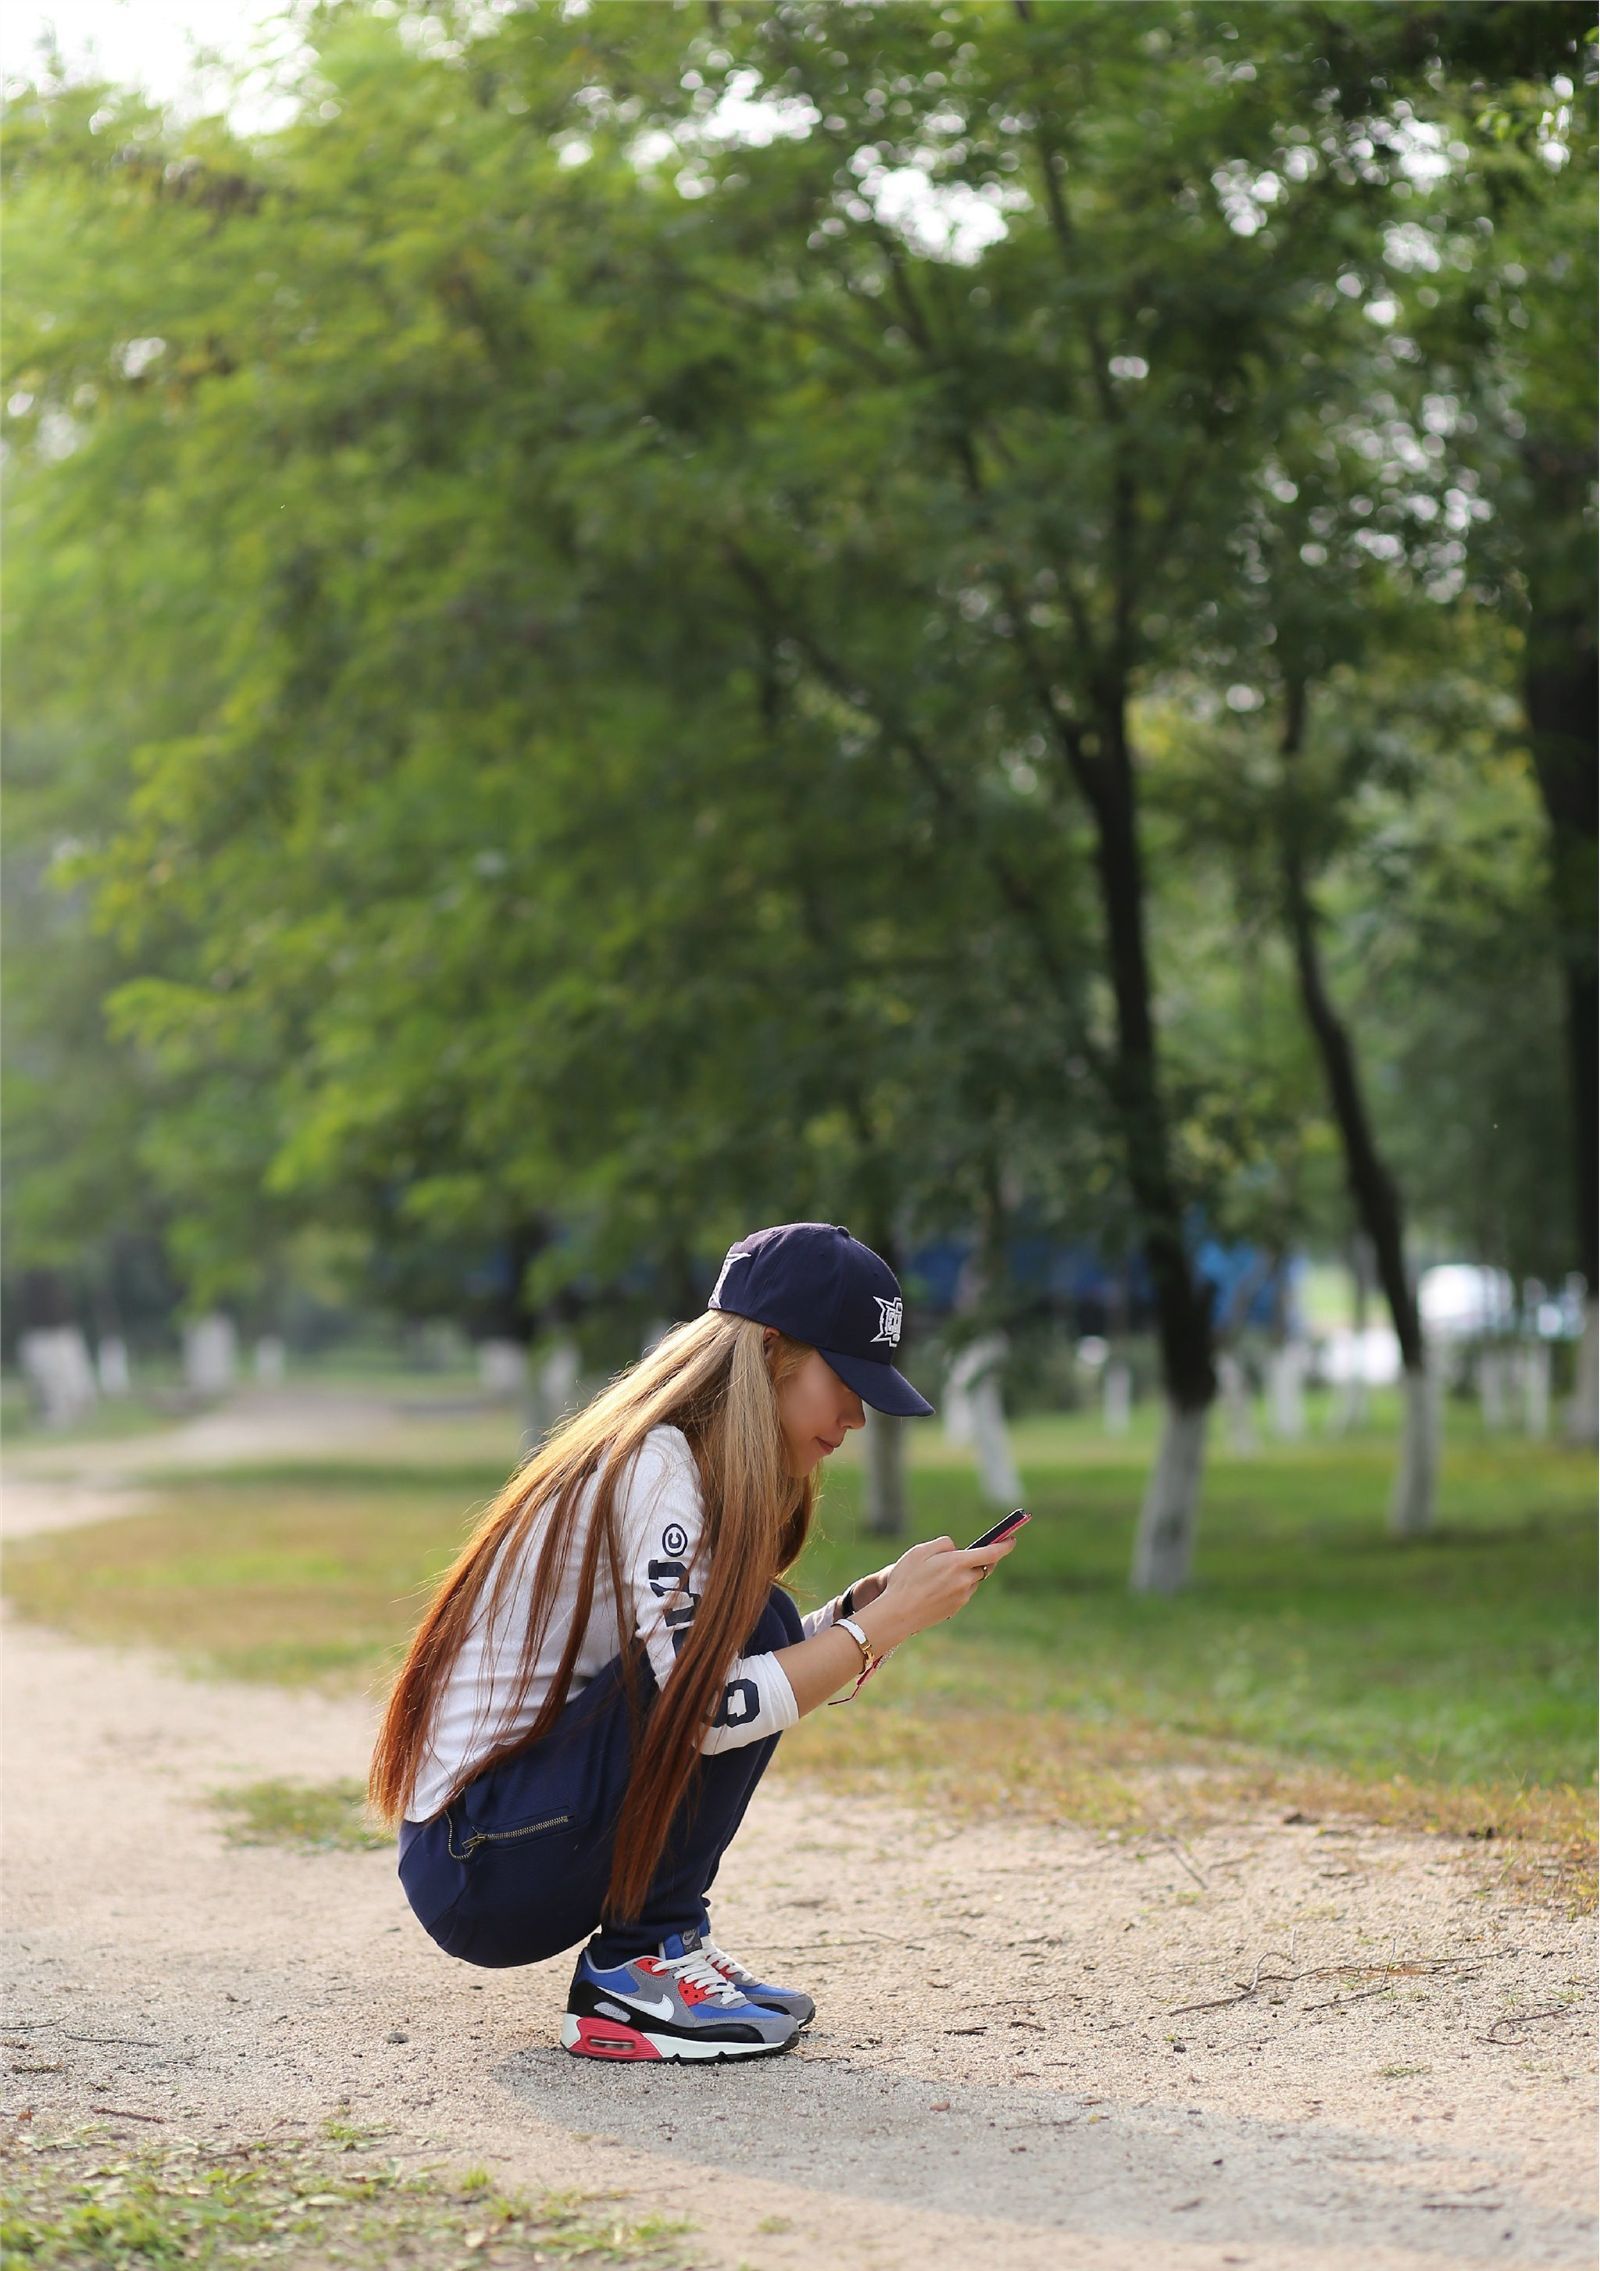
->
[567, 2016, 663, 2061]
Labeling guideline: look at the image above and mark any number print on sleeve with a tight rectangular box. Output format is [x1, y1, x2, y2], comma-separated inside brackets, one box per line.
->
[647, 1555, 700, 1657]
[713, 1676, 760, 1728]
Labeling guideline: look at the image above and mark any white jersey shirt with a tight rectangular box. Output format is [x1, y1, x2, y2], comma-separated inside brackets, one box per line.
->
[405, 1422, 844, 1822]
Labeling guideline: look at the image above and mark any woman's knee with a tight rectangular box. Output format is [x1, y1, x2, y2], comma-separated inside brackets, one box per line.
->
[748, 1584, 804, 1653]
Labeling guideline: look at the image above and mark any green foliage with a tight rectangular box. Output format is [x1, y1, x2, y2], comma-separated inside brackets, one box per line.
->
[2, 1, 1591, 1339]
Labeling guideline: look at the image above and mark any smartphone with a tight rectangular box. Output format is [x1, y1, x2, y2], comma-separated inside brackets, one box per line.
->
[968, 1508, 1031, 1551]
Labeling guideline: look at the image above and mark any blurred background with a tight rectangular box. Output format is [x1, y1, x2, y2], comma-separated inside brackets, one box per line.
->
[2, 1, 1593, 1835]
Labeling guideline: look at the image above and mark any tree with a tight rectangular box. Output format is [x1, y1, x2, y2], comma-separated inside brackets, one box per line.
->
[5, 1, 1586, 1580]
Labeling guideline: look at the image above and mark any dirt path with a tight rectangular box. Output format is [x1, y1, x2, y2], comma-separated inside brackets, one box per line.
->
[2, 1385, 413, 1522]
[2, 1408, 1595, 2268]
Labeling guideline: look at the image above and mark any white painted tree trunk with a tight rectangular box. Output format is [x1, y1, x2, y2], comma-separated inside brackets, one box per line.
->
[1130, 1400, 1209, 1595]
[19, 1327, 98, 1426]
[863, 1405, 908, 1537]
[95, 1335, 131, 1397]
[1330, 1368, 1369, 1433]
[477, 1337, 527, 1396]
[1267, 1343, 1309, 1440]
[1388, 1359, 1439, 1539]
[1102, 1358, 1132, 1436]
[523, 1336, 581, 1449]
[944, 1335, 1021, 1507]
[942, 1369, 976, 1448]
[1565, 1296, 1598, 1445]
[1216, 1353, 1257, 1454]
[1520, 1341, 1551, 1438]
[1332, 1234, 1373, 1432]
[183, 1312, 237, 1394]
[253, 1334, 286, 1384]
[414, 1316, 470, 1372]
[1475, 1347, 1512, 1431]
[970, 1373, 1023, 1506]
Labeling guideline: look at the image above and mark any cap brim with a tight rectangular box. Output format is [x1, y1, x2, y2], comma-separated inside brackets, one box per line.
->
[818, 1347, 935, 1418]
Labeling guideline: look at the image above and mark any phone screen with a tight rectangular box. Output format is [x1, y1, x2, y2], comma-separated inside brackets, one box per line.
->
[967, 1508, 1031, 1551]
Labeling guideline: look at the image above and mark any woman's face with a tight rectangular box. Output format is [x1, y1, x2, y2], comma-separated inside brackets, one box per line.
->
[767, 1337, 868, 1478]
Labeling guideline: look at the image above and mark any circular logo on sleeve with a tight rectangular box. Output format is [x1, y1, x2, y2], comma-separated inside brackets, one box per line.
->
[662, 1522, 688, 1558]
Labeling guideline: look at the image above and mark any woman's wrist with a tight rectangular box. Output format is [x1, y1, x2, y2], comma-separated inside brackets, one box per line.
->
[854, 1596, 910, 1656]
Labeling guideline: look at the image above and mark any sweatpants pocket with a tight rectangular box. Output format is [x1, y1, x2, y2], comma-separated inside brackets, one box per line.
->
[448, 1655, 639, 1858]
[444, 1805, 576, 1862]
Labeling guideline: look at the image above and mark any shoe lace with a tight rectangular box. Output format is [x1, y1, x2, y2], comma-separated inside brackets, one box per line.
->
[698, 1935, 752, 1984]
[650, 1948, 745, 2006]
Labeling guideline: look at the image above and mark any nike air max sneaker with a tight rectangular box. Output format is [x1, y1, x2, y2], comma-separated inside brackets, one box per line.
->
[696, 1931, 816, 2029]
[561, 1938, 799, 2062]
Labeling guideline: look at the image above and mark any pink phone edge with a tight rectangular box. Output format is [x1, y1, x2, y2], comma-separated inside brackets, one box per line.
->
[970, 1509, 1032, 1549]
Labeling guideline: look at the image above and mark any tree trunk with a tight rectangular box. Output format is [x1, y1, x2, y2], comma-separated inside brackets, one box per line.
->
[1277, 676, 1433, 1534]
[523, 1335, 580, 1452]
[1216, 1352, 1257, 1454]
[19, 1327, 98, 1426]
[958, 1339, 1024, 1508]
[95, 1335, 133, 1397]
[1568, 1296, 1599, 1445]
[1331, 1233, 1373, 1435]
[1102, 1356, 1132, 1435]
[863, 1406, 908, 1537]
[183, 1311, 238, 1395]
[1089, 712, 1217, 1588]
[1267, 1343, 1309, 1440]
[970, 1379, 1023, 1508]
[1476, 1347, 1512, 1432]
[1131, 1400, 1211, 1593]
[1520, 458, 1597, 1445]
[1521, 1339, 1551, 1439]
[1389, 1356, 1440, 1541]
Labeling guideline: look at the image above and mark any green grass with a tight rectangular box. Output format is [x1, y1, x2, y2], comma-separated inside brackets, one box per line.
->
[0, 2121, 691, 2268]
[3, 1407, 1592, 1867]
[797, 1421, 1597, 1791]
[210, 1777, 390, 1853]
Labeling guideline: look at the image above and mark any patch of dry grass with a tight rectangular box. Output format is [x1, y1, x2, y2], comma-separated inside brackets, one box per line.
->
[776, 1699, 1598, 1914]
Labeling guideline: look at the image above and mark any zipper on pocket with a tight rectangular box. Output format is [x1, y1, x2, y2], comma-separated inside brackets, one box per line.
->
[454, 1810, 572, 1859]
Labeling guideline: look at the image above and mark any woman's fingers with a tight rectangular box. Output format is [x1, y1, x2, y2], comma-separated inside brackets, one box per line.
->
[880, 1534, 1017, 1636]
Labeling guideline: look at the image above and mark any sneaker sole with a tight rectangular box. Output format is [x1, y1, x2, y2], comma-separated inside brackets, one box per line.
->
[560, 2013, 795, 2062]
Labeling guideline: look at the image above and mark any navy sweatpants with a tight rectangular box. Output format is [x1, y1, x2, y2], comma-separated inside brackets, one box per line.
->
[397, 1584, 803, 1969]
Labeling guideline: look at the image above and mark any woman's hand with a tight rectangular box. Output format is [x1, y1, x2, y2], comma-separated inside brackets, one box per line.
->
[857, 1533, 1017, 1654]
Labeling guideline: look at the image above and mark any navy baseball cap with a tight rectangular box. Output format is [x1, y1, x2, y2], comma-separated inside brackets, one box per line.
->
[707, 1221, 935, 1418]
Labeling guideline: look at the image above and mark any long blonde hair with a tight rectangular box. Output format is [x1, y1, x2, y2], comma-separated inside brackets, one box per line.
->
[368, 1310, 818, 1920]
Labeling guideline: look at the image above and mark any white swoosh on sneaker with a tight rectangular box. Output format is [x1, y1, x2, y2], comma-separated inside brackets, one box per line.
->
[613, 1990, 675, 2021]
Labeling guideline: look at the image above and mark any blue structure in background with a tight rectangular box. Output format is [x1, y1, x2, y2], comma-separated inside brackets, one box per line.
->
[470, 1212, 1302, 1344]
[903, 1215, 1300, 1339]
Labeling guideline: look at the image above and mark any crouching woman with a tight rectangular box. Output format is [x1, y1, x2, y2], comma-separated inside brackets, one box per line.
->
[368, 1222, 1015, 2063]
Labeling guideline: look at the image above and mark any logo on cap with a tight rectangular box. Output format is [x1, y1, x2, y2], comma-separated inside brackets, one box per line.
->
[871, 1296, 903, 1348]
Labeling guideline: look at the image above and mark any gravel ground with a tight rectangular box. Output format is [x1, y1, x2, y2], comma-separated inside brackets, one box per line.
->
[2, 1417, 1596, 2270]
